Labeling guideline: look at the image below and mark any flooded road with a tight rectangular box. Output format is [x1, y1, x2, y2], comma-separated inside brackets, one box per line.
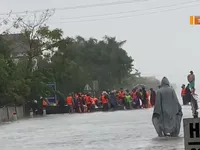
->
[0, 106, 193, 150]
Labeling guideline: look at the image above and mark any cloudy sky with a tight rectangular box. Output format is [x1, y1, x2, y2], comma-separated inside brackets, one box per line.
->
[1, 0, 200, 93]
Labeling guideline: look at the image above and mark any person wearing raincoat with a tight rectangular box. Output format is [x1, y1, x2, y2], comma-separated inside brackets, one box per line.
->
[152, 77, 182, 137]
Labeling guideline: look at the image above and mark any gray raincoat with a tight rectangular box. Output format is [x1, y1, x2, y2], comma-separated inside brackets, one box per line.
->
[152, 77, 183, 137]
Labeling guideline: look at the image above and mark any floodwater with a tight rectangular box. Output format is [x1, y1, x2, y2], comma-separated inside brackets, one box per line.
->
[0, 105, 193, 150]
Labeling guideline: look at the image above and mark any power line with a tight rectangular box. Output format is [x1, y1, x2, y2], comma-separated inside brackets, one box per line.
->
[58, 0, 200, 20]
[0, 0, 148, 16]
[51, 2, 200, 24]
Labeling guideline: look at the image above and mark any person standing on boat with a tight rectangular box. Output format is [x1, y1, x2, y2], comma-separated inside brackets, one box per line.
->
[185, 84, 191, 105]
[181, 84, 186, 105]
[187, 71, 195, 89]
[190, 87, 198, 118]
[66, 94, 74, 114]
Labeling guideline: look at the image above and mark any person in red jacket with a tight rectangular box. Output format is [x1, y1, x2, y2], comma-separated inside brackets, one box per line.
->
[85, 94, 92, 112]
[66, 94, 73, 113]
[181, 84, 186, 105]
[119, 88, 125, 105]
[101, 93, 109, 111]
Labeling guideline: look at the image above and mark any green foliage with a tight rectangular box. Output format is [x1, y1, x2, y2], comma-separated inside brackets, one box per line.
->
[48, 36, 134, 94]
[0, 22, 158, 107]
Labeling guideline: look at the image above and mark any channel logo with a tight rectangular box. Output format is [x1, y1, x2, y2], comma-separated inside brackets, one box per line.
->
[190, 16, 200, 25]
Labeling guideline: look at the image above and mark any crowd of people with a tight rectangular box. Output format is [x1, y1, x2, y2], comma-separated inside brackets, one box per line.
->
[64, 87, 157, 113]
[41, 71, 199, 138]
[41, 71, 198, 137]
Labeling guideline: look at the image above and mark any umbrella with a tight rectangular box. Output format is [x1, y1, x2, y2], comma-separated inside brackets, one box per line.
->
[133, 84, 146, 89]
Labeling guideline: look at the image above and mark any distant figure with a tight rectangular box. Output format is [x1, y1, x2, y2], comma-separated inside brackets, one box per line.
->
[141, 87, 147, 108]
[101, 93, 109, 111]
[150, 88, 156, 107]
[181, 84, 186, 105]
[152, 77, 182, 137]
[185, 84, 191, 104]
[66, 94, 74, 113]
[109, 91, 117, 109]
[190, 88, 199, 118]
[125, 93, 132, 109]
[187, 71, 195, 89]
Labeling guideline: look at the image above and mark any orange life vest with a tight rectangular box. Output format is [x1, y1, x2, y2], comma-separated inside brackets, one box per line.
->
[132, 92, 137, 100]
[101, 95, 108, 104]
[66, 96, 73, 105]
[85, 96, 91, 104]
[93, 98, 98, 102]
[43, 100, 48, 106]
[181, 88, 186, 96]
[91, 98, 95, 105]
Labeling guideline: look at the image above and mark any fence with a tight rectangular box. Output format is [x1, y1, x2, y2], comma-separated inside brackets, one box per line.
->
[0, 106, 24, 123]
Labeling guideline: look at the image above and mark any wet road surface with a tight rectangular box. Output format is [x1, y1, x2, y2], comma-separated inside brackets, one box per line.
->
[0, 105, 193, 150]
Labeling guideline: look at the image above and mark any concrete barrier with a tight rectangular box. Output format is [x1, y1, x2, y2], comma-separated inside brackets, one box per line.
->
[0, 107, 8, 122]
[16, 106, 24, 119]
[7, 107, 16, 120]
[0, 106, 24, 123]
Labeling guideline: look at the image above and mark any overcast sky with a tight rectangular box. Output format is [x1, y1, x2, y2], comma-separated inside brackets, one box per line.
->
[1, 0, 200, 94]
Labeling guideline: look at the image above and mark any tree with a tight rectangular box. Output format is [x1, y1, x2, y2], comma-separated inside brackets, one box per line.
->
[48, 36, 134, 93]
[0, 11, 158, 107]
[0, 11, 60, 106]
[0, 40, 30, 106]
[9, 10, 62, 73]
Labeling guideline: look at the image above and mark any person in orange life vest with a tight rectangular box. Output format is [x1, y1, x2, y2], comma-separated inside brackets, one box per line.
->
[93, 97, 98, 105]
[85, 93, 92, 112]
[42, 99, 48, 106]
[101, 93, 109, 111]
[181, 84, 187, 105]
[42, 98, 48, 110]
[66, 94, 73, 113]
[119, 88, 125, 105]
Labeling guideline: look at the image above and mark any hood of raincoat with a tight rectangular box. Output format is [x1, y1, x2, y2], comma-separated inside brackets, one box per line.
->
[160, 77, 170, 87]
